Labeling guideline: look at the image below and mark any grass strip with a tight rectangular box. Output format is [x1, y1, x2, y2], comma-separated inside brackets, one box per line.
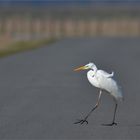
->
[0, 38, 56, 58]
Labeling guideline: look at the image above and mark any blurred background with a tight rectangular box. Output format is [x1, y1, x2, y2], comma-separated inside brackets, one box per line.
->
[0, 0, 140, 56]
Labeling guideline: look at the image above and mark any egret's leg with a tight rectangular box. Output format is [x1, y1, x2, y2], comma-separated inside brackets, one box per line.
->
[74, 90, 102, 125]
[112, 103, 118, 124]
[102, 103, 118, 126]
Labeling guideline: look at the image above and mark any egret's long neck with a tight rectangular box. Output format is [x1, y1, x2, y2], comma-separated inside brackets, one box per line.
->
[91, 65, 98, 73]
[88, 66, 98, 77]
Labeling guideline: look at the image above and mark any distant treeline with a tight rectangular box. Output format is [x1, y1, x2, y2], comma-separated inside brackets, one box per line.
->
[0, 6, 140, 38]
[0, 6, 140, 19]
[0, 17, 140, 39]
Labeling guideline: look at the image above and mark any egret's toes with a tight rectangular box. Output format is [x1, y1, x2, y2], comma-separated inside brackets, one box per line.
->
[74, 120, 81, 124]
[74, 119, 88, 125]
[102, 122, 117, 126]
[80, 120, 88, 125]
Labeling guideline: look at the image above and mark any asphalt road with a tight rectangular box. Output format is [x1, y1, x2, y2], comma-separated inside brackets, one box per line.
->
[0, 38, 140, 139]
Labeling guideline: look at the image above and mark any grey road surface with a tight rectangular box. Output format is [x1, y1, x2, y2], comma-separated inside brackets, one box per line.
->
[0, 38, 140, 139]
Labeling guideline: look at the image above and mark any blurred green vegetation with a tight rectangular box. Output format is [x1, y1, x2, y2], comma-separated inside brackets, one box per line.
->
[0, 38, 56, 58]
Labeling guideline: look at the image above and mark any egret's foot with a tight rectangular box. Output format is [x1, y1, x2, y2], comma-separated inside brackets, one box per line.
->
[74, 119, 88, 125]
[102, 122, 117, 126]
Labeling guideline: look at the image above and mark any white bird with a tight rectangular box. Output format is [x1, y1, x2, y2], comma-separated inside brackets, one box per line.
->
[74, 62, 123, 126]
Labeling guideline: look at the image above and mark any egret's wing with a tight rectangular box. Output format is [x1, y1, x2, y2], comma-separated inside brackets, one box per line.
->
[96, 70, 123, 101]
[97, 70, 114, 78]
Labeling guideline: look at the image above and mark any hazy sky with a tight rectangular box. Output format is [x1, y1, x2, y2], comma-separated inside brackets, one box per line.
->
[0, 0, 139, 5]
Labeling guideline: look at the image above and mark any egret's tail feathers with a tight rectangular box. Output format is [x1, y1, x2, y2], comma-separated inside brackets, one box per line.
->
[111, 71, 114, 76]
[113, 87, 124, 102]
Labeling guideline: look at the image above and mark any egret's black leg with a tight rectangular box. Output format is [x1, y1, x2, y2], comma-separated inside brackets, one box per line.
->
[102, 103, 118, 126]
[74, 90, 102, 125]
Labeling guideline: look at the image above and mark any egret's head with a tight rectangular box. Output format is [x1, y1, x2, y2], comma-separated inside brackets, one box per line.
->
[74, 62, 97, 71]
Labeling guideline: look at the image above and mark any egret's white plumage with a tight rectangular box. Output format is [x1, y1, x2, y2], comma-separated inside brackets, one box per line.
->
[74, 62, 123, 126]
[86, 64, 123, 101]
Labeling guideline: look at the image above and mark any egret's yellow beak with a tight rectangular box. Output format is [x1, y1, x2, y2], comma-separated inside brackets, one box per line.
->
[74, 66, 86, 71]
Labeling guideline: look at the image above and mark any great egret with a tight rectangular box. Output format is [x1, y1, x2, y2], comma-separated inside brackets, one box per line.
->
[74, 62, 123, 126]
